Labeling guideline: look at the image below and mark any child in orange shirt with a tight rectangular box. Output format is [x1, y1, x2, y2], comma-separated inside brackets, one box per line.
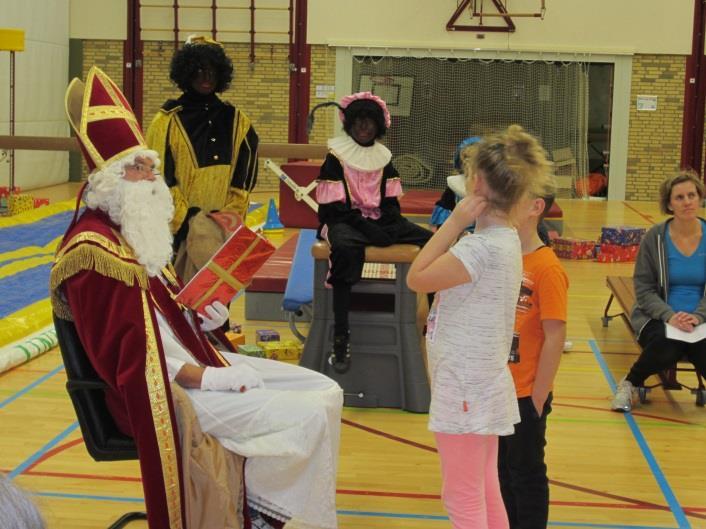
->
[498, 194, 568, 529]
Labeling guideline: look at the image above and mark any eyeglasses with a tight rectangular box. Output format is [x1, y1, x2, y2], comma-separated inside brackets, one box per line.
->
[125, 162, 160, 176]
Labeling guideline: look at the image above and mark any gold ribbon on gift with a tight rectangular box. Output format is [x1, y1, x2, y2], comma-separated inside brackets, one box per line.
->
[192, 235, 261, 310]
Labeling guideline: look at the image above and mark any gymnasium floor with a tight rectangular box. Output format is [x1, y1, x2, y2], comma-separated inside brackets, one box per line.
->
[1, 187, 705, 529]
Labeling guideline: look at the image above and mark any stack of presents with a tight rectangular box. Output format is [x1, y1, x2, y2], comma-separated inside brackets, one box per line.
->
[0, 187, 50, 215]
[228, 328, 304, 361]
[552, 226, 646, 263]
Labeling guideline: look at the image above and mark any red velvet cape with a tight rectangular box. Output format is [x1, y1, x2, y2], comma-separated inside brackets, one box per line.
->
[52, 208, 232, 529]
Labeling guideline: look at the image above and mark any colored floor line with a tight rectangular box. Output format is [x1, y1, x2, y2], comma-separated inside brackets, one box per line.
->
[551, 479, 706, 522]
[342, 417, 706, 520]
[341, 418, 437, 452]
[26, 492, 680, 529]
[10, 472, 706, 515]
[622, 202, 655, 224]
[24, 438, 84, 473]
[0, 363, 64, 409]
[589, 339, 691, 529]
[8, 422, 79, 479]
[5, 354, 693, 523]
[553, 402, 702, 426]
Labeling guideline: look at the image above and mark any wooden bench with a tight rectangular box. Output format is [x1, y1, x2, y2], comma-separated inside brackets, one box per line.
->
[603, 275, 706, 405]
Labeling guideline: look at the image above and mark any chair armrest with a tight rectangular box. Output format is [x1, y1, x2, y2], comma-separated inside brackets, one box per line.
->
[66, 378, 109, 392]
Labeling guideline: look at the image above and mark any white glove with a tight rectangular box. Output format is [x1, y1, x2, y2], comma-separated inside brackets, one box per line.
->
[200, 365, 264, 392]
[198, 301, 230, 332]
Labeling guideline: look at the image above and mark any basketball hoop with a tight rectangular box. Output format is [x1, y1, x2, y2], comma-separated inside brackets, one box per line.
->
[448, 0, 545, 33]
[467, 0, 546, 19]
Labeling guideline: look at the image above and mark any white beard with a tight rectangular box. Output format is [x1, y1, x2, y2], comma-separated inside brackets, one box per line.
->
[85, 156, 174, 277]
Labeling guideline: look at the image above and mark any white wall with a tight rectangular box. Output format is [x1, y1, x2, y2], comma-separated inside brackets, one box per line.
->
[309, 0, 693, 55]
[0, 0, 70, 190]
[70, 0, 126, 40]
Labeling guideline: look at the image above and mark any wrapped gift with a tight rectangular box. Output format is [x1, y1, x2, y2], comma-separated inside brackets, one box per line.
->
[176, 223, 276, 314]
[225, 331, 245, 347]
[260, 341, 287, 360]
[9, 193, 34, 215]
[553, 238, 596, 260]
[256, 329, 280, 342]
[237, 344, 265, 358]
[282, 339, 303, 361]
[259, 340, 302, 361]
[597, 243, 639, 263]
[600, 226, 646, 246]
[33, 197, 50, 208]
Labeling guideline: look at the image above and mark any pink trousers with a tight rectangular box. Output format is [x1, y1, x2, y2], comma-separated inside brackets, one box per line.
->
[434, 432, 509, 529]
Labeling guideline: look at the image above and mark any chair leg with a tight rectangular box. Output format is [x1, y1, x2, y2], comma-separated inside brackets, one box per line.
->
[107, 511, 147, 529]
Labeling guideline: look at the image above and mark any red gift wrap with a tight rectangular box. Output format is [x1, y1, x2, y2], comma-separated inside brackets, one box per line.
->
[553, 238, 596, 260]
[176, 224, 276, 314]
[596, 243, 639, 263]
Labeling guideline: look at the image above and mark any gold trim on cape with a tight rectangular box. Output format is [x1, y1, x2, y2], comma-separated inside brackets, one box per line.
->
[142, 291, 184, 529]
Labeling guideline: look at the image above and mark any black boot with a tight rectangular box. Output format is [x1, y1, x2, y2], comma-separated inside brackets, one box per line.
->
[328, 332, 351, 374]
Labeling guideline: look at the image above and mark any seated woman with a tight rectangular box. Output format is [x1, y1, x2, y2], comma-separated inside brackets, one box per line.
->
[612, 171, 706, 412]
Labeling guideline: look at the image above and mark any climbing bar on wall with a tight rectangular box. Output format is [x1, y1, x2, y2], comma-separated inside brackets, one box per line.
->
[0, 136, 328, 159]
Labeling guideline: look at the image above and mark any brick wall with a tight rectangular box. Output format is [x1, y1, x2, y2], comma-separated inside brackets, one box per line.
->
[308, 45, 337, 146]
[625, 54, 686, 201]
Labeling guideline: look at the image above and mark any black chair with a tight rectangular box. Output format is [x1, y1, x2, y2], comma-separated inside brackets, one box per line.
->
[53, 313, 147, 529]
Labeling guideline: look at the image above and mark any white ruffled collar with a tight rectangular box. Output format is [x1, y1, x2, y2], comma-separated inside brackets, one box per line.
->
[327, 135, 392, 172]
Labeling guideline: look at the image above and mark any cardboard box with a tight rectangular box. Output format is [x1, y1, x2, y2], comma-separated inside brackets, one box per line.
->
[600, 226, 646, 246]
[237, 344, 265, 358]
[225, 331, 245, 347]
[9, 193, 34, 215]
[553, 238, 596, 260]
[256, 329, 280, 342]
[597, 243, 639, 263]
[259, 340, 302, 361]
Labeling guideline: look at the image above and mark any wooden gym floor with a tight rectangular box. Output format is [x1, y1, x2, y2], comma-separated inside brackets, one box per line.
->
[1, 185, 705, 528]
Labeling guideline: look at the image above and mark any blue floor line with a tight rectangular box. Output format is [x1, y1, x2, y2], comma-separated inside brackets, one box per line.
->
[0, 364, 64, 409]
[589, 339, 691, 529]
[34, 491, 144, 504]
[8, 422, 79, 480]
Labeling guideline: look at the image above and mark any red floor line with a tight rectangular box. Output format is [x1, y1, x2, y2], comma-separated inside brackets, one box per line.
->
[25, 470, 141, 483]
[341, 418, 706, 520]
[341, 418, 437, 453]
[23, 438, 84, 473]
[337, 489, 439, 500]
[550, 478, 706, 520]
[336, 489, 705, 512]
[6, 467, 706, 517]
[552, 402, 699, 425]
[622, 202, 655, 224]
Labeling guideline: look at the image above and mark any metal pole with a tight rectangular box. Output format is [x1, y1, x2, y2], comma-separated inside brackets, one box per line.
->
[174, 0, 179, 50]
[250, 0, 255, 64]
[681, 0, 706, 175]
[9, 50, 15, 195]
[212, 0, 217, 40]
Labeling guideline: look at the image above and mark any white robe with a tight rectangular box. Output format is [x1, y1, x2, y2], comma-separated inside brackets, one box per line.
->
[156, 312, 343, 529]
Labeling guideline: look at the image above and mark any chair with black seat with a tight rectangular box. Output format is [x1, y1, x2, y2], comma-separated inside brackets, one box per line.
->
[53, 313, 147, 529]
